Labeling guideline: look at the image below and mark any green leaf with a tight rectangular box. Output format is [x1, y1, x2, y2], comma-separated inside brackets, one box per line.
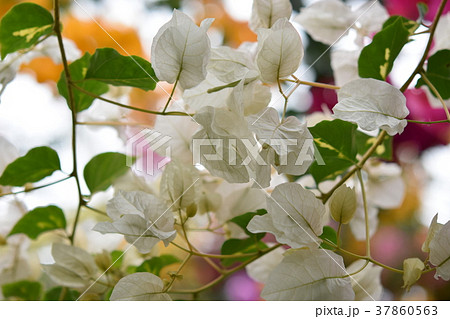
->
[229, 209, 267, 239]
[8, 205, 66, 239]
[382, 15, 419, 35]
[416, 50, 450, 99]
[319, 226, 338, 250]
[110, 250, 124, 269]
[86, 48, 158, 91]
[0, 146, 61, 187]
[129, 255, 181, 276]
[57, 53, 109, 112]
[221, 238, 268, 267]
[308, 120, 357, 183]
[355, 131, 392, 161]
[0, 3, 54, 59]
[43, 287, 80, 301]
[83, 152, 130, 194]
[359, 16, 415, 81]
[2, 280, 42, 301]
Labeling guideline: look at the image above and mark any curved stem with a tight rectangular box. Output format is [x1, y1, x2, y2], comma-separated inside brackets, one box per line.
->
[321, 130, 387, 203]
[334, 246, 404, 274]
[277, 79, 289, 120]
[71, 83, 193, 117]
[162, 78, 179, 113]
[77, 121, 152, 127]
[168, 244, 282, 295]
[357, 169, 371, 257]
[83, 205, 107, 216]
[407, 119, 450, 124]
[0, 176, 71, 197]
[400, 0, 449, 92]
[290, 76, 340, 90]
[170, 241, 261, 259]
[162, 253, 192, 293]
[53, 0, 84, 245]
[419, 70, 450, 121]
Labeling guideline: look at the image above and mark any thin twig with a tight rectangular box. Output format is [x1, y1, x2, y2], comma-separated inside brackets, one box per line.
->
[53, 0, 85, 245]
[0, 176, 71, 198]
[400, 0, 449, 92]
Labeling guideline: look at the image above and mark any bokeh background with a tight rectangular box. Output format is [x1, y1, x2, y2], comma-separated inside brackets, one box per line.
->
[1, 0, 450, 300]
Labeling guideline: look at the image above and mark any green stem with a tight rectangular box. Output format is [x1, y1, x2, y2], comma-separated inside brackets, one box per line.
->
[334, 246, 404, 274]
[70, 83, 192, 116]
[321, 130, 387, 203]
[400, 0, 449, 92]
[162, 253, 192, 293]
[162, 77, 179, 113]
[277, 79, 288, 120]
[357, 169, 371, 257]
[168, 244, 282, 295]
[53, 0, 84, 245]
[419, 70, 450, 121]
[83, 205, 107, 216]
[0, 176, 71, 198]
[407, 119, 450, 124]
[336, 223, 342, 249]
[170, 241, 262, 259]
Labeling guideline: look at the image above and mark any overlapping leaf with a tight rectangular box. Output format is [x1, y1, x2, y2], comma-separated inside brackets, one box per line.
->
[332, 78, 409, 136]
[151, 10, 213, 89]
[248, 182, 326, 248]
[261, 248, 354, 300]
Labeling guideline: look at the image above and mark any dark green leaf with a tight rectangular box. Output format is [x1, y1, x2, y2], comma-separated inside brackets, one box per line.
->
[8, 205, 66, 239]
[319, 226, 338, 250]
[43, 287, 80, 301]
[83, 152, 130, 194]
[308, 120, 357, 183]
[86, 48, 158, 91]
[57, 53, 109, 112]
[355, 131, 392, 161]
[416, 50, 450, 99]
[229, 209, 267, 239]
[221, 238, 268, 266]
[2, 280, 42, 301]
[382, 15, 419, 35]
[0, 146, 61, 187]
[130, 255, 181, 276]
[359, 16, 414, 80]
[0, 3, 54, 59]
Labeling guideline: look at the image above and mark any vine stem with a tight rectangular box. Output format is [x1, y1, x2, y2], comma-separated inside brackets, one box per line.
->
[330, 244, 404, 274]
[162, 253, 192, 293]
[77, 121, 151, 127]
[71, 83, 193, 116]
[400, 0, 449, 92]
[291, 75, 340, 90]
[321, 130, 387, 203]
[419, 71, 450, 121]
[277, 79, 289, 120]
[357, 169, 371, 257]
[0, 176, 71, 198]
[162, 77, 179, 113]
[177, 211, 225, 274]
[53, 0, 84, 245]
[170, 241, 267, 259]
[168, 244, 282, 295]
[407, 119, 450, 124]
